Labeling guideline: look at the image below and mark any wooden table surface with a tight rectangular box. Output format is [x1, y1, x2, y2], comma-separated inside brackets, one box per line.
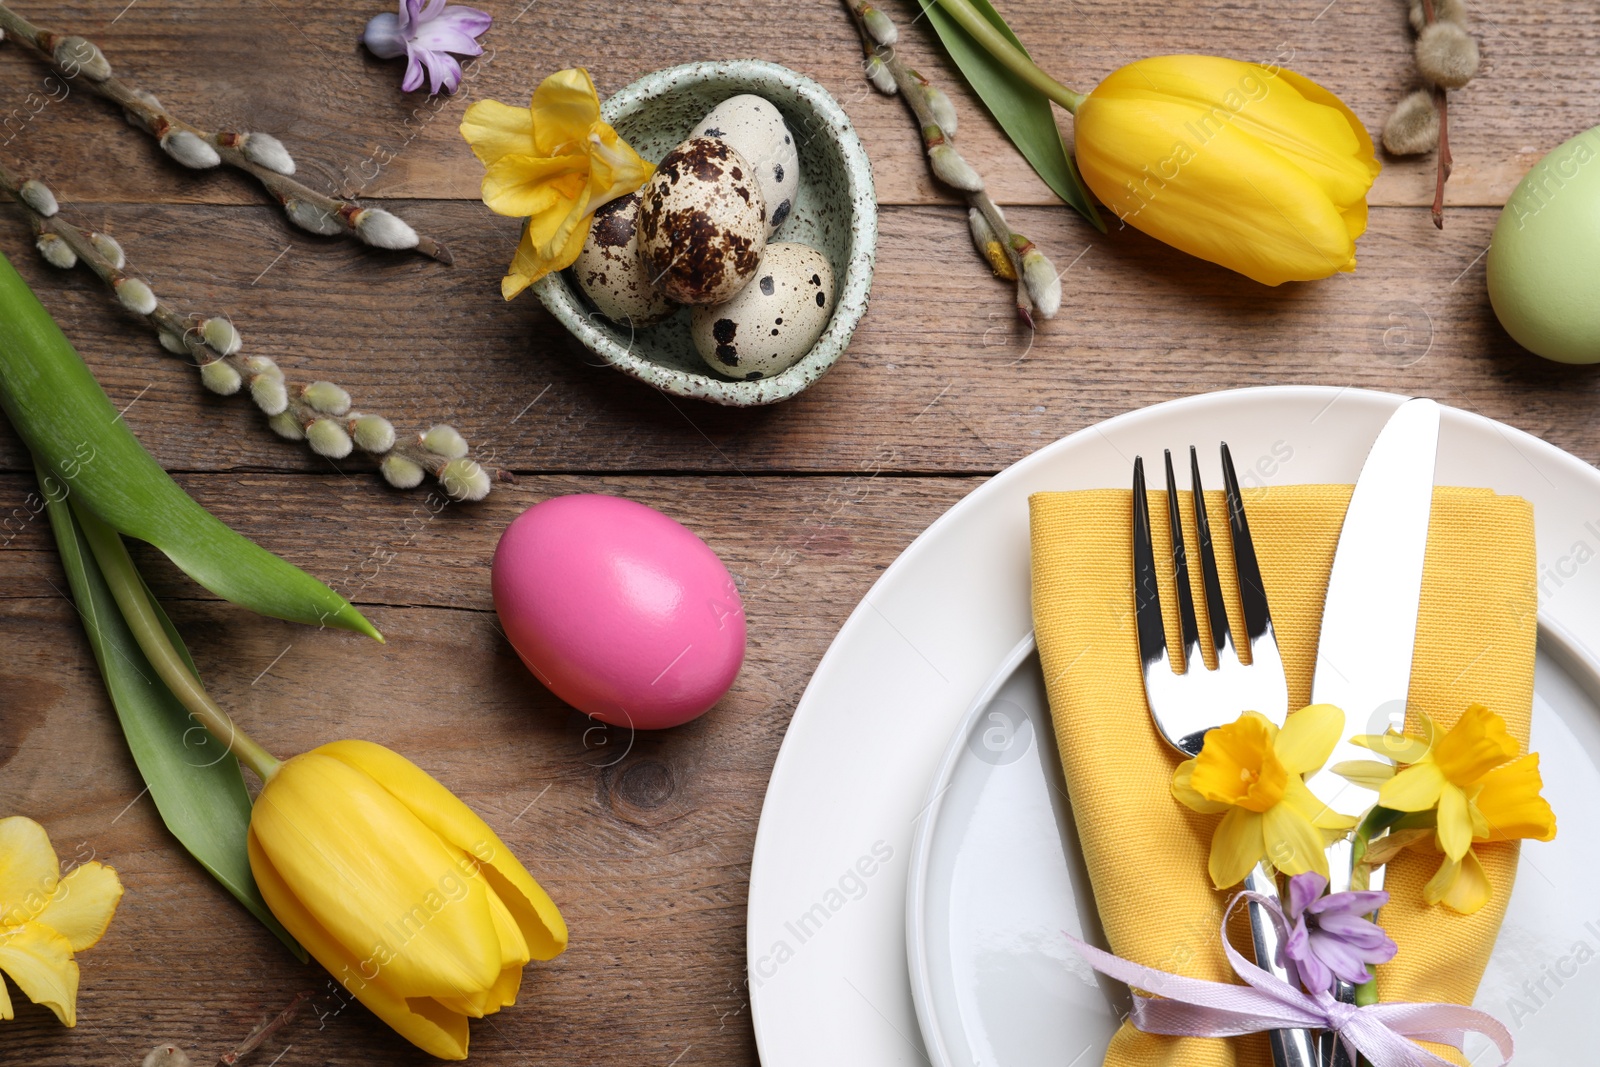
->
[1, 0, 1597, 1063]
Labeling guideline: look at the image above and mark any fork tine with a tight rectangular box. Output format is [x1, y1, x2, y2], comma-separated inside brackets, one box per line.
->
[1220, 442, 1273, 643]
[1189, 446, 1234, 663]
[1163, 450, 1201, 673]
[1132, 456, 1168, 672]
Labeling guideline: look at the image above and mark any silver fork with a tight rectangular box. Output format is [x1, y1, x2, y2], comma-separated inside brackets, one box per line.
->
[1132, 444, 1314, 1067]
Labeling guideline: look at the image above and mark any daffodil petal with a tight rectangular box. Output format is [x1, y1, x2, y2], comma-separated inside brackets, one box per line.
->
[248, 830, 470, 1060]
[0, 961, 11, 1020]
[1274, 703, 1344, 775]
[1281, 775, 1359, 832]
[1474, 753, 1556, 842]
[318, 740, 568, 962]
[1263, 801, 1329, 877]
[1436, 783, 1474, 861]
[530, 68, 602, 157]
[480, 153, 590, 219]
[32, 862, 122, 953]
[0, 817, 59, 926]
[1209, 807, 1265, 889]
[1377, 761, 1447, 812]
[1433, 704, 1520, 786]
[1172, 758, 1230, 814]
[0, 922, 78, 1027]
[1332, 759, 1396, 791]
[459, 100, 535, 167]
[1427, 848, 1492, 914]
[1350, 730, 1431, 765]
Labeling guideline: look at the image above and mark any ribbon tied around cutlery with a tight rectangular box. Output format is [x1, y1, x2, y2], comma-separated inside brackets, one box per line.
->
[1064, 892, 1514, 1067]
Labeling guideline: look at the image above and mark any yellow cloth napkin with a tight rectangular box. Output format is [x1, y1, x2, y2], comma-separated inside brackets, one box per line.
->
[1029, 486, 1536, 1067]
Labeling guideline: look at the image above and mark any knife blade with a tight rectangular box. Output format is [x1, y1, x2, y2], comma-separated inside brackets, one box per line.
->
[1303, 396, 1440, 1066]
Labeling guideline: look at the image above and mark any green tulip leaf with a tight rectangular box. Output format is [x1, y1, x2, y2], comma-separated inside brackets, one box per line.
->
[0, 252, 380, 641]
[917, 0, 1105, 232]
[41, 472, 305, 961]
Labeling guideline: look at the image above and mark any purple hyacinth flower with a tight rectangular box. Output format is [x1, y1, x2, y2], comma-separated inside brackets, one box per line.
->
[1281, 871, 1397, 995]
[362, 0, 491, 95]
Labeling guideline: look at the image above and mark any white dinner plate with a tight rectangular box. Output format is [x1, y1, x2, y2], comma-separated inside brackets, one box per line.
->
[747, 387, 1600, 1067]
[904, 625, 1600, 1067]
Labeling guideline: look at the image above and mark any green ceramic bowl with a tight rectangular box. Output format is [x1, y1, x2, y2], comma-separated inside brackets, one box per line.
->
[533, 60, 877, 406]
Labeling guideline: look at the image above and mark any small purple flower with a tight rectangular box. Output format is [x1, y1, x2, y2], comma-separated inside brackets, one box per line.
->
[362, 0, 491, 96]
[1282, 872, 1398, 995]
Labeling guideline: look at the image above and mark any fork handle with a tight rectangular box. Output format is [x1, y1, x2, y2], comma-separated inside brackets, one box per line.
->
[1243, 864, 1318, 1067]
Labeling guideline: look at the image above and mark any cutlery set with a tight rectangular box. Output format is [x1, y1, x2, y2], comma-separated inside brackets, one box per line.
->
[1131, 399, 1442, 1067]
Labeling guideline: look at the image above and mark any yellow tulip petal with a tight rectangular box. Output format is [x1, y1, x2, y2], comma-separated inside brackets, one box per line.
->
[1172, 758, 1230, 814]
[1433, 704, 1520, 787]
[1263, 800, 1330, 877]
[1350, 729, 1431, 766]
[1426, 849, 1492, 914]
[1274, 703, 1344, 775]
[0, 816, 59, 927]
[1208, 807, 1265, 889]
[1474, 753, 1556, 842]
[318, 740, 569, 962]
[32, 862, 122, 953]
[1436, 783, 1473, 861]
[0, 922, 78, 1026]
[1377, 761, 1447, 812]
[530, 68, 602, 157]
[487, 888, 530, 968]
[250, 751, 501, 999]
[1331, 759, 1396, 791]
[489, 962, 523, 1010]
[480, 153, 590, 219]
[249, 830, 471, 1060]
[459, 100, 535, 167]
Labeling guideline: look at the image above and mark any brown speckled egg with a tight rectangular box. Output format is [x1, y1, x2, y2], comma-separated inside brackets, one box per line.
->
[690, 242, 835, 380]
[637, 137, 767, 306]
[572, 193, 679, 328]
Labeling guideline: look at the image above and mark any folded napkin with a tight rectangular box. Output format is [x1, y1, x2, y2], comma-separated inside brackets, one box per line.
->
[1029, 485, 1536, 1067]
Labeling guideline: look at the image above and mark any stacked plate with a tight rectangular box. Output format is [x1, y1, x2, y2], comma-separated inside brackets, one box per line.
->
[748, 387, 1600, 1066]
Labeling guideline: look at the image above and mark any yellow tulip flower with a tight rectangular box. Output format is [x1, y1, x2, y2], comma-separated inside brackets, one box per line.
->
[0, 816, 123, 1027]
[1172, 705, 1357, 889]
[460, 68, 654, 299]
[1074, 55, 1380, 286]
[248, 741, 567, 1060]
[1337, 704, 1556, 914]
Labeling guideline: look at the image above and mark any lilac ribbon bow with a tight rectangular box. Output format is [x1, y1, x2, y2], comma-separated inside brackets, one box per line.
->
[1064, 893, 1514, 1067]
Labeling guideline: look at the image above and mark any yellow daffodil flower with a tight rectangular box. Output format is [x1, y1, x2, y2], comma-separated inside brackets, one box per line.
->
[248, 741, 567, 1060]
[1336, 704, 1556, 914]
[1074, 55, 1380, 286]
[0, 816, 123, 1027]
[1172, 705, 1357, 889]
[460, 68, 653, 299]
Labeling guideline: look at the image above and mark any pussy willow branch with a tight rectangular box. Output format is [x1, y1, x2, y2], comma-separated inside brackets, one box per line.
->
[1420, 0, 1453, 229]
[842, 1, 1042, 324]
[0, 1, 452, 262]
[217, 991, 312, 1066]
[0, 162, 504, 499]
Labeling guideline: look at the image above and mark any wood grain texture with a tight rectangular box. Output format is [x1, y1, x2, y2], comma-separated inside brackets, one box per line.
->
[0, 1, 1596, 1064]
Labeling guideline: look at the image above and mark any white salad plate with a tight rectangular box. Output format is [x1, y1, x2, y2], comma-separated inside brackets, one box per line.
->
[747, 386, 1600, 1066]
[904, 626, 1600, 1067]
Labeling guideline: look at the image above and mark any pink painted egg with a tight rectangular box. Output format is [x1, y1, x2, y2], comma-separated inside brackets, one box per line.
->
[492, 494, 746, 730]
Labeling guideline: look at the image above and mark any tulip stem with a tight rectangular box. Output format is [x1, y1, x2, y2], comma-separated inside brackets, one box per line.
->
[71, 499, 282, 782]
[931, 0, 1085, 113]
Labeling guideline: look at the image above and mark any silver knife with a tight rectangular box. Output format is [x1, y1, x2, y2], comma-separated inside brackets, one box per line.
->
[1303, 397, 1441, 1066]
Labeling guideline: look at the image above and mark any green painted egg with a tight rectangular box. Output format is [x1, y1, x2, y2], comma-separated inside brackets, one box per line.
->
[1487, 126, 1600, 364]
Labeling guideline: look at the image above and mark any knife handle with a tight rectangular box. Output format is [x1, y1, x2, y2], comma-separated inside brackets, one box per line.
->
[1242, 864, 1318, 1067]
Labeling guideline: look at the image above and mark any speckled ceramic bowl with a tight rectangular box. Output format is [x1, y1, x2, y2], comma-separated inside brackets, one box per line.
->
[533, 60, 877, 406]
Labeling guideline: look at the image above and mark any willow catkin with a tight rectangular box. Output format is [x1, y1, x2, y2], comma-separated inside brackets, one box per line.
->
[1382, 90, 1441, 155]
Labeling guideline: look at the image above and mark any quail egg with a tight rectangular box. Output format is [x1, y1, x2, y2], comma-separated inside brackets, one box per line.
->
[571, 192, 679, 328]
[691, 95, 800, 236]
[637, 137, 767, 305]
[690, 242, 835, 379]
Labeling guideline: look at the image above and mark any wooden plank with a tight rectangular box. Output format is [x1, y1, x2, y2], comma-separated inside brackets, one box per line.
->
[0, 1, 1589, 209]
[1, 200, 1597, 479]
[0, 471, 979, 1065]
